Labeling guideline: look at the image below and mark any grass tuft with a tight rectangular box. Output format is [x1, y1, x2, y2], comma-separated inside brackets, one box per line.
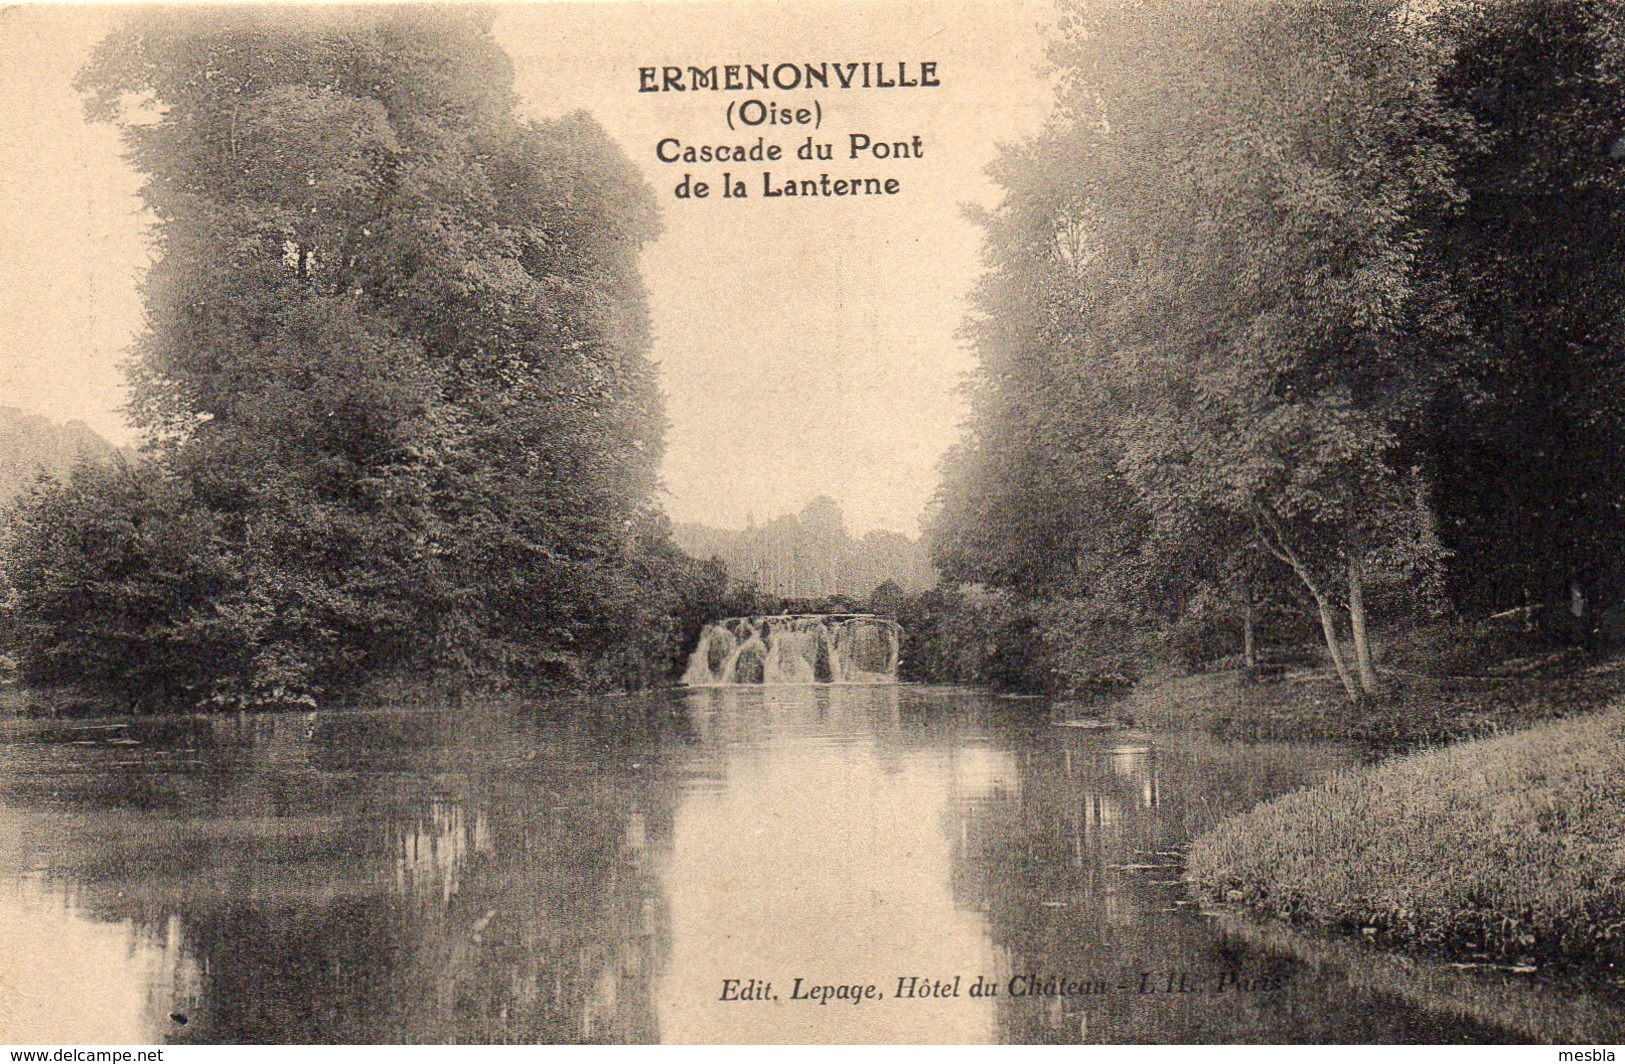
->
[1187, 705, 1625, 971]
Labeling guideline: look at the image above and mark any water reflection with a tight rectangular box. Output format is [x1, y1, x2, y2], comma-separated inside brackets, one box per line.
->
[657, 686, 1005, 1043]
[0, 859, 203, 1044]
[0, 709, 674, 1043]
[0, 689, 1615, 1044]
[394, 800, 492, 906]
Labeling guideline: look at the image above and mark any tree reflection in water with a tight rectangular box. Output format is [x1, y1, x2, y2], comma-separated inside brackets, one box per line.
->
[944, 721, 1529, 1043]
[0, 690, 1599, 1044]
[0, 707, 679, 1043]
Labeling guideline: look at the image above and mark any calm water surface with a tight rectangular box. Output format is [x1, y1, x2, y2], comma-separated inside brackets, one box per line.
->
[0, 685, 1595, 1043]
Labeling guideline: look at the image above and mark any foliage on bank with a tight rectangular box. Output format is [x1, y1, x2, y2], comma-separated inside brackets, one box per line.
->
[1187, 706, 1625, 969]
[1117, 650, 1625, 749]
[928, 0, 1625, 703]
[0, 10, 723, 711]
[894, 586, 1164, 692]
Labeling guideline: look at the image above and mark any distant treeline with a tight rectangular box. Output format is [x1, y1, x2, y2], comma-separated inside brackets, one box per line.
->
[0, 10, 732, 711]
[672, 496, 936, 601]
[0, 408, 120, 505]
[922, 0, 1625, 699]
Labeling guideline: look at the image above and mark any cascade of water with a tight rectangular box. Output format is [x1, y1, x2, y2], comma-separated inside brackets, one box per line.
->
[680, 614, 902, 686]
[725, 631, 768, 684]
[832, 619, 900, 684]
[680, 624, 727, 686]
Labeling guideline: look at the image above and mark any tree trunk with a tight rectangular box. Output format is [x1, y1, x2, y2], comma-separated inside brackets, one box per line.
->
[1242, 583, 1257, 670]
[1348, 551, 1381, 695]
[1251, 506, 1359, 702]
[1314, 591, 1360, 701]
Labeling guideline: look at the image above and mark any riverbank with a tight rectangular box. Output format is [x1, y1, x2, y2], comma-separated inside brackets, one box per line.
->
[0, 668, 689, 720]
[1205, 908, 1625, 1043]
[1107, 651, 1625, 749]
[1186, 704, 1625, 978]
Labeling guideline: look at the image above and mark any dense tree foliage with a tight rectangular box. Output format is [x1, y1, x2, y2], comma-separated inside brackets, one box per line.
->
[932, 0, 1625, 699]
[2, 9, 714, 709]
[1424, 1, 1625, 624]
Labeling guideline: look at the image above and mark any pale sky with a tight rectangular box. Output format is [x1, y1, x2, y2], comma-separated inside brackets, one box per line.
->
[0, 2, 1055, 535]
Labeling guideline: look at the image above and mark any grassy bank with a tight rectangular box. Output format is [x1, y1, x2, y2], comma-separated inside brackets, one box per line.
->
[1112, 654, 1625, 749]
[1187, 705, 1625, 973]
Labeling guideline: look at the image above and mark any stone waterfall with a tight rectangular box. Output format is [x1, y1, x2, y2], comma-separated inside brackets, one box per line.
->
[681, 614, 902, 686]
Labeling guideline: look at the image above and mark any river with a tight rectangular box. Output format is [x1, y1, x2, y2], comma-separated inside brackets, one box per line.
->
[0, 684, 1611, 1043]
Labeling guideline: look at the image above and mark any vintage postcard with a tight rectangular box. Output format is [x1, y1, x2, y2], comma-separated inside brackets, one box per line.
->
[1, 0, 1623, 1048]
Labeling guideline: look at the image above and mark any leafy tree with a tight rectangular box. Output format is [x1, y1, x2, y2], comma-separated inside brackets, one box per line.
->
[866, 580, 906, 618]
[677, 498, 936, 600]
[4, 9, 678, 708]
[1424, 0, 1625, 632]
[4, 460, 256, 708]
[1085, 1, 1461, 698]
[930, 135, 1150, 602]
[937, 0, 1464, 701]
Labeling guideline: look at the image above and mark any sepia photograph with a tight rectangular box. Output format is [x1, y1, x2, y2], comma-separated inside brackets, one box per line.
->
[1, 0, 1623, 1047]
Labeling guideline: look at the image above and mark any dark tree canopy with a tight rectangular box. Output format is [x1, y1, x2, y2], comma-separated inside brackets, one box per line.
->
[4, 9, 695, 708]
[1424, 0, 1625, 617]
[931, 0, 1625, 698]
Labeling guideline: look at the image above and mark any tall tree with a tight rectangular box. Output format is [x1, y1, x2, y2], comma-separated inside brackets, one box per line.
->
[930, 136, 1151, 602]
[939, 0, 1462, 700]
[1424, 0, 1625, 631]
[5, 9, 673, 707]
